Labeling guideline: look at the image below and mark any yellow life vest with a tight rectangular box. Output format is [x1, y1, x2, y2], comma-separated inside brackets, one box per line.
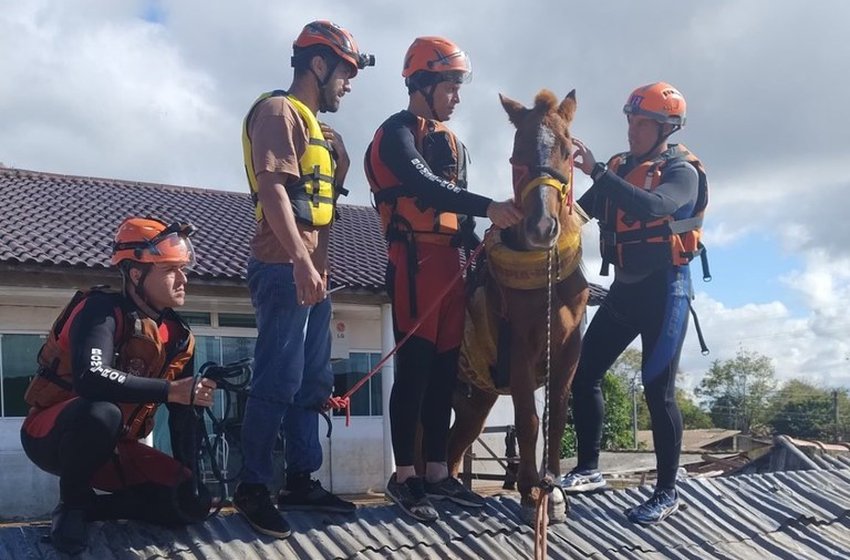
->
[242, 90, 338, 227]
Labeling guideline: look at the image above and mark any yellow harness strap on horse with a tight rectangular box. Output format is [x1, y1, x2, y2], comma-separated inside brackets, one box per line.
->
[484, 227, 582, 290]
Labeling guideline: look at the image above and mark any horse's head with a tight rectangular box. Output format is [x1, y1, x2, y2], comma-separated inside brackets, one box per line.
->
[500, 89, 577, 251]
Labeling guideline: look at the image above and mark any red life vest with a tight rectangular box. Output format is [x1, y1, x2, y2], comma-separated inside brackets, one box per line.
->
[365, 115, 469, 246]
[23, 288, 195, 440]
[599, 144, 708, 275]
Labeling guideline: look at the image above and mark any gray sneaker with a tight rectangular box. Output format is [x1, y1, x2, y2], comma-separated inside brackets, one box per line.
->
[425, 477, 486, 508]
[386, 474, 439, 522]
[561, 468, 607, 494]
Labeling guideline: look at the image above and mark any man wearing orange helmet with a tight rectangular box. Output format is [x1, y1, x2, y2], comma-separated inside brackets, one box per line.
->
[365, 36, 522, 522]
[236, 20, 373, 538]
[564, 83, 709, 525]
[20, 217, 213, 554]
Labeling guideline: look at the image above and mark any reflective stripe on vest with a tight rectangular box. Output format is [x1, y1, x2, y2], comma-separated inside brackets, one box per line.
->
[242, 91, 337, 227]
[600, 144, 708, 274]
[365, 116, 467, 246]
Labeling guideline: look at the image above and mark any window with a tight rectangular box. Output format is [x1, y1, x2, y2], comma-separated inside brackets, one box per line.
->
[152, 334, 256, 454]
[0, 334, 46, 417]
[181, 312, 212, 326]
[332, 352, 384, 417]
[219, 313, 257, 329]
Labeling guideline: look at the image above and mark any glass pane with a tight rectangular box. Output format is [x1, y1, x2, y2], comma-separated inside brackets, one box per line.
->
[2, 334, 46, 417]
[181, 312, 212, 326]
[221, 337, 255, 420]
[332, 353, 371, 416]
[369, 353, 383, 416]
[218, 314, 257, 329]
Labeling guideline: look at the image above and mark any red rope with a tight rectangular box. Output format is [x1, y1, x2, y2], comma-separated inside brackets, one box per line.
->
[324, 240, 487, 425]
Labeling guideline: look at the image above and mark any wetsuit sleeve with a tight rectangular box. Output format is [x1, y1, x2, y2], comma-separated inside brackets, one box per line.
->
[576, 184, 603, 220]
[69, 296, 170, 403]
[377, 115, 492, 217]
[594, 160, 698, 220]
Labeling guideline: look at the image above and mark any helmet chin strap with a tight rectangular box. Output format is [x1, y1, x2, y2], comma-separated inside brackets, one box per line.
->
[422, 84, 443, 121]
[125, 267, 163, 320]
[310, 58, 341, 113]
[635, 122, 681, 161]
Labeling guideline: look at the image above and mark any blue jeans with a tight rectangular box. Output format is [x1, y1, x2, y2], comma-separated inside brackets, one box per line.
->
[240, 259, 333, 484]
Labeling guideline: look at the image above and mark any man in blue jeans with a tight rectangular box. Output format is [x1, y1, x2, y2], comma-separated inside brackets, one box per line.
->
[235, 20, 374, 538]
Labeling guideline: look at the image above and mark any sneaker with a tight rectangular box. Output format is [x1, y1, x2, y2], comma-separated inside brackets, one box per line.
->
[425, 476, 486, 508]
[625, 488, 680, 525]
[385, 473, 439, 522]
[278, 478, 356, 513]
[50, 502, 88, 555]
[561, 468, 608, 494]
[234, 482, 292, 539]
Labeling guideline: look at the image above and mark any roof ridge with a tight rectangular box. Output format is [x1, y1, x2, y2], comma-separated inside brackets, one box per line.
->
[0, 166, 245, 197]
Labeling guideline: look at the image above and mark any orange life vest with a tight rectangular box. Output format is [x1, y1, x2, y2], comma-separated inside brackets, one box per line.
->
[599, 144, 708, 276]
[365, 115, 469, 246]
[24, 288, 195, 440]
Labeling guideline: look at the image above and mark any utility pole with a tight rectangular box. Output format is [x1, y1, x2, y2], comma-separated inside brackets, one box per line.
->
[834, 389, 840, 443]
[632, 375, 639, 450]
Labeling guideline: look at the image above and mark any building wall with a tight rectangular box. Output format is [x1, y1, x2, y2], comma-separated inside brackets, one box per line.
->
[0, 290, 388, 519]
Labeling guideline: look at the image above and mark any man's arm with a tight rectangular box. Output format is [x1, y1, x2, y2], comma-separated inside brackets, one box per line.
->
[70, 296, 170, 403]
[595, 160, 698, 220]
[377, 115, 492, 217]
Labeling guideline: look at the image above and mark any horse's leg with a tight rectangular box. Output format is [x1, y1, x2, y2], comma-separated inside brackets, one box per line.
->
[508, 344, 540, 505]
[447, 384, 498, 478]
[547, 325, 582, 476]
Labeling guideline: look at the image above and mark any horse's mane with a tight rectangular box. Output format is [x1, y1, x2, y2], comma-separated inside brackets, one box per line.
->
[533, 89, 558, 113]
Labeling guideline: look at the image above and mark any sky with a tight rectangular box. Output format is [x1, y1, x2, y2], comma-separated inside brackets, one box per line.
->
[2, 0, 850, 396]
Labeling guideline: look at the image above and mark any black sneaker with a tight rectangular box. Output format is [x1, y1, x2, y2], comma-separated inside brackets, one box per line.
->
[278, 479, 356, 513]
[425, 477, 486, 508]
[50, 502, 88, 555]
[385, 473, 439, 522]
[234, 482, 292, 538]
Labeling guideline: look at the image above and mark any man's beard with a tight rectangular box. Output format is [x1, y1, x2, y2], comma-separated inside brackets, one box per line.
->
[318, 85, 340, 114]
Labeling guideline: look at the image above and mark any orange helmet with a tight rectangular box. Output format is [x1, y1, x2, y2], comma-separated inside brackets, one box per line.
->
[292, 20, 375, 76]
[111, 217, 196, 267]
[402, 36, 471, 84]
[623, 82, 687, 126]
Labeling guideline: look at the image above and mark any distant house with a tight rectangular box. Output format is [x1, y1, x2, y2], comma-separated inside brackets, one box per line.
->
[0, 166, 606, 519]
[637, 428, 741, 452]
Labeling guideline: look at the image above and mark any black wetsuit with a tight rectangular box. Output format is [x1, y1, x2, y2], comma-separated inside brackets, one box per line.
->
[573, 155, 699, 490]
[20, 292, 208, 524]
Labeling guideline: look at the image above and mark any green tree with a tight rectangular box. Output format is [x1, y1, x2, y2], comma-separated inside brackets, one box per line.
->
[562, 372, 633, 457]
[695, 349, 777, 433]
[610, 348, 712, 430]
[767, 380, 850, 440]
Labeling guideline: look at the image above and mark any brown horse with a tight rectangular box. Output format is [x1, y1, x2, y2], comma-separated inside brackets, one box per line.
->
[448, 89, 589, 524]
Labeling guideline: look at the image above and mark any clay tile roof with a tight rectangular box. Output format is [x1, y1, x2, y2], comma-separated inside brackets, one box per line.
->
[0, 167, 386, 291]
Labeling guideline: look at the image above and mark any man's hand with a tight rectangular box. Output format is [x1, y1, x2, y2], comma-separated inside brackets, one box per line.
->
[571, 137, 597, 175]
[168, 376, 217, 407]
[320, 123, 350, 175]
[486, 199, 524, 228]
[294, 255, 326, 306]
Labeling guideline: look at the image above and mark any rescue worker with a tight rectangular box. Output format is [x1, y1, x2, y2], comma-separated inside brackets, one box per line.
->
[236, 20, 373, 538]
[365, 36, 523, 522]
[20, 216, 213, 554]
[563, 82, 708, 525]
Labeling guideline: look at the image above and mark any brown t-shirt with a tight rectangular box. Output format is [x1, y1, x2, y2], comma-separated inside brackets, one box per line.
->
[247, 95, 327, 270]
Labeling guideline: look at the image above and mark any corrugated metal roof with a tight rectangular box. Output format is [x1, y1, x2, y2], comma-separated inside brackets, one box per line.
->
[3, 469, 849, 559]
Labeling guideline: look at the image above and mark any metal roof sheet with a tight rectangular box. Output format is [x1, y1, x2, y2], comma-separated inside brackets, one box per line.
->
[2, 468, 849, 559]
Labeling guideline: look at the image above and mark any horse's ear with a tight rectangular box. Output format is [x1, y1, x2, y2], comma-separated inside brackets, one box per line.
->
[558, 89, 577, 124]
[500, 93, 529, 127]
